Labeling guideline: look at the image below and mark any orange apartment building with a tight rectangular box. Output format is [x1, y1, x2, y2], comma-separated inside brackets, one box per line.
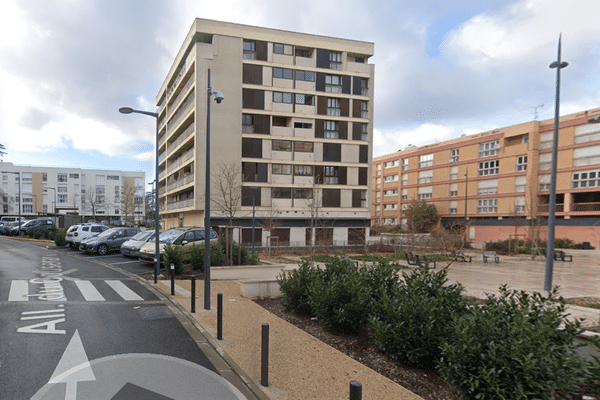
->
[372, 107, 600, 247]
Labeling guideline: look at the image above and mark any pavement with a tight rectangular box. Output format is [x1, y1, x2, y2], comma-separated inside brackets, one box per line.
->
[147, 249, 600, 400]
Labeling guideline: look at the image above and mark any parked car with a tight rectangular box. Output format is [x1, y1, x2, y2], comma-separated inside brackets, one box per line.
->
[18, 218, 55, 236]
[70, 224, 110, 248]
[120, 230, 156, 258]
[138, 228, 218, 264]
[79, 227, 141, 255]
[65, 224, 86, 248]
[7, 221, 27, 236]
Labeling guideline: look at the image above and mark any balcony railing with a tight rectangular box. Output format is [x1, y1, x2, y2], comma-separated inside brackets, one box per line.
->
[571, 202, 600, 212]
[167, 148, 194, 175]
[166, 198, 194, 211]
[167, 174, 194, 193]
[538, 204, 564, 213]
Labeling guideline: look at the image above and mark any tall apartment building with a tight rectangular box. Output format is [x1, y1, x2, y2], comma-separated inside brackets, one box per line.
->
[156, 19, 374, 246]
[0, 162, 145, 223]
[372, 107, 600, 246]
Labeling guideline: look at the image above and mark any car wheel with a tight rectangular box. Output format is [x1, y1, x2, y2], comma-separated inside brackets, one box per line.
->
[97, 244, 108, 256]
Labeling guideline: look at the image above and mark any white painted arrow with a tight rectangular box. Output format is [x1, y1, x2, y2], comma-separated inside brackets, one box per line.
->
[48, 330, 96, 400]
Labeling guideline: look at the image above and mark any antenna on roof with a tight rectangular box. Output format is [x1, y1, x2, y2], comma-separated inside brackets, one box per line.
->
[525, 104, 544, 121]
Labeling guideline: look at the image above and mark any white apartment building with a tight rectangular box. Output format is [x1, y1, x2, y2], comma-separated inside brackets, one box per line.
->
[156, 19, 374, 247]
[0, 162, 145, 223]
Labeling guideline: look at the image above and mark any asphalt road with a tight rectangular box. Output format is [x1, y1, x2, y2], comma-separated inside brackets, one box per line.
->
[0, 237, 247, 400]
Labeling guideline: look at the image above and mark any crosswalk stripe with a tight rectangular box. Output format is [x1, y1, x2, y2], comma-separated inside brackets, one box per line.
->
[8, 280, 28, 302]
[105, 280, 144, 301]
[74, 280, 105, 301]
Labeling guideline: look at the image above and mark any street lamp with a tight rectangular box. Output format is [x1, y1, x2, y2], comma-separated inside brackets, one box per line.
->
[119, 106, 160, 284]
[544, 34, 568, 292]
[205, 68, 224, 310]
[2, 171, 21, 226]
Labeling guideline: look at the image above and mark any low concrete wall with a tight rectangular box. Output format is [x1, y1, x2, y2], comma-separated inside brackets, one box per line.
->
[239, 280, 281, 299]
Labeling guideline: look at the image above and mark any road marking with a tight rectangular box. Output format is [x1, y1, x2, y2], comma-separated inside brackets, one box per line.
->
[17, 305, 66, 335]
[8, 280, 28, 301]
[109, 260, 141, 265]
[105, 280, 144, 301]
[74, 280, 105, 301]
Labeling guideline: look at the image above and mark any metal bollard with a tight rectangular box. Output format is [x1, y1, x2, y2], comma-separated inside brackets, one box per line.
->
[349, 381, 362, 400]
[170, 264, 175, 295]
[217, 292, 223, 340]
[261, 323, 269, 387]
[191, 276, 196, 313]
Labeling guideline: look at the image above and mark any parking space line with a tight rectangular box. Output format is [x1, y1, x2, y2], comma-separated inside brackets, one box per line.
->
[8, 280, 28, 301]
[109, 261, 141, 265]
[105, 280, 144, 301]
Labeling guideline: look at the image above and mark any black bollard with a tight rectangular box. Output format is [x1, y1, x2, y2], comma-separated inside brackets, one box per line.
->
[261, 323, 269, 387]
[217, 292, 223, 340]
[170, 264, 175, 295]
[349, 381, 362, 400]
[191, 276, 196, 313]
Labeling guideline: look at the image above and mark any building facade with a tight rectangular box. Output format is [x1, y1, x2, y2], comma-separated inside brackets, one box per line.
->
[156, 19, 374, 247]
[372, 107, 600, 246]
[0, 162, 145, 223]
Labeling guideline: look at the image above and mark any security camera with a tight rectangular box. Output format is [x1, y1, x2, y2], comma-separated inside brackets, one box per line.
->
[213, 90, 224, 104]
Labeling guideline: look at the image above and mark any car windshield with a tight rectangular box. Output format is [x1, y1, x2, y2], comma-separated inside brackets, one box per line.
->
[157, 229, 183, 243]
[132, 231, 154, 241]
[97, 228, 117, 238]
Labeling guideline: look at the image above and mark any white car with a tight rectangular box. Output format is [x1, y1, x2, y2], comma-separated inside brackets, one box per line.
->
[70, 224, 109, 249]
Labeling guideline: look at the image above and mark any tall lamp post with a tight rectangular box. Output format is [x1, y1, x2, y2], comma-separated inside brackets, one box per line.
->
[119, 107, 160, 284]
[2, 171, 21, 225]
[204, 68, 224, 310]
[544, 34, 568, 292]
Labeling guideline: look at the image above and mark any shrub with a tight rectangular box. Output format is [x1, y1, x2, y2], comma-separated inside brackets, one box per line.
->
[307, 257, 371, 335]
[188, 242, 226, 271]
[438, 286, 585, 399]
[370, 265, 468, 368]
[246, 249, 260, 265]
[277, 259, 320, 316]
[53, 228, 67, 247]
[219, 238, 252, 265]
[163, 244, 185, 274]
[585, 336, 600, 393]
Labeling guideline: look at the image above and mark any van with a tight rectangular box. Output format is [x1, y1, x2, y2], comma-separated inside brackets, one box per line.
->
[1, 216, 26, 224]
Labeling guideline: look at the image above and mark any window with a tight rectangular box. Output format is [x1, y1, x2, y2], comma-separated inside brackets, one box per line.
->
[383, 175, 398, 183]
[450, 148, 459, 163]
[273, 43, 293, 55]
[325, 75, 342, 93]
[539, 174, 550, 191]
[273, 67, 293, 80]
[402, 159, 409, 171]
[115, 186, 120, 195]
[517, 155, 527, 171]
[538, 153, 552, 170]
[418, 170, 433, 184]
[325, 121, 338, 139]
[540, 132, 553, 149]
[361, 190, 367, 207]
[477, 198, 498, 214]
[243, 40, 256, 59]
[58, 194, 67, 203]
[242, 114, 254, 133]
[383, 218, 397, 225]
[419, 154, 434, 168]
[295, 70, 314, 82]
[294, 165, 313, 176]
[294, 94, 314, 105]
[450, 191, 458, 197]
[573, 170, 600, 188]
[271, 187, 291, 198]
[323, 166, 339, 184]
[96, 186, 105, 194]
[401, 188, 408, 200]
[273, 91, 292, 103]
[107, 175, 119, 180]
[23, 204, 32, 213]
[43, 173, 47, 182]
[292, 188, 312, 199]
[295, 47, 311, 58]
[57, 173, 67, 182]
[294, 141, 313, 152]
[515, 175, 527, 192]
[383, 204, 398, 210]
[69, 173, 79, 179]
[479, 140, 500, 157]
[478, 160, 499, 176]
[329, 51, 342, 70]
[478, 179, 498, 195]
[514, 196, 526, 214]
[294, 121, 312, 129]
[272, 140, 292, 151]
[22, 172, 32, 181]
[273, 116, 288, 127]
[449, 166, 459, 180]
[358, 78, 368, 96]
[272, 164, 291, 175]
[449, 208, 457, 214]
[360, 123, 368, 141]
[58, 185, 67, 193]
[384, 189, 398, 196]
[384, 160, 399, 168]
[402, 174, 408, 186]
[361, 101, 368, 118]
[327, 98, 341, 116]
[419, 192, 432, 200]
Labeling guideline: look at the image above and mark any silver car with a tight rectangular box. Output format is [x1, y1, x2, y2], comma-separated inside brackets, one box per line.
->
[120, 230, 156, 258]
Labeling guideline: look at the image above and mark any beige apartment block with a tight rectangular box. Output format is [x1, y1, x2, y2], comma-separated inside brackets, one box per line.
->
[372, 107, 600, 246]
[156, 19, 374, 247]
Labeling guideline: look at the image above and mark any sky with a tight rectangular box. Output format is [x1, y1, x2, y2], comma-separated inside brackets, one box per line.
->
[1, 0, 600, 191]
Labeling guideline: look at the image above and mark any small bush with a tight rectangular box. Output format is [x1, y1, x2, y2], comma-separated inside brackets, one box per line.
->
[188, 242, 226, 271]
[246, 250, 260, 265]
[53, 228, 67, 247]
[370, 265, 468, 368]
[163, 244, 185, 274]
[585, 336, 600, 393]
[438, 285, 585, 399]
[277, 259, 320, 316]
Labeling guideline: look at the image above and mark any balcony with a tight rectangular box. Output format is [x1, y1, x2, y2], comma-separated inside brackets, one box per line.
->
[166, 174, 194, 193]
[166, 198, 194, 211]
[167, 148, 194, 175]
[571, 202, 600, 212]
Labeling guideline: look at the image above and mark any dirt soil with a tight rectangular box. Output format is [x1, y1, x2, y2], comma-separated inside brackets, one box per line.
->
[254, 297, 462, 400]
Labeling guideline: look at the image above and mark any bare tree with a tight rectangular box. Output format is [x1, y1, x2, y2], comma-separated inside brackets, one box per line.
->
[115, 180, 143, 225]
[81, 186, 104, 222]
[212, 162, 243, 226]
[259, 199, 281, 259]
[0, 143, 6, 161]
[0, 187, 14, 214]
